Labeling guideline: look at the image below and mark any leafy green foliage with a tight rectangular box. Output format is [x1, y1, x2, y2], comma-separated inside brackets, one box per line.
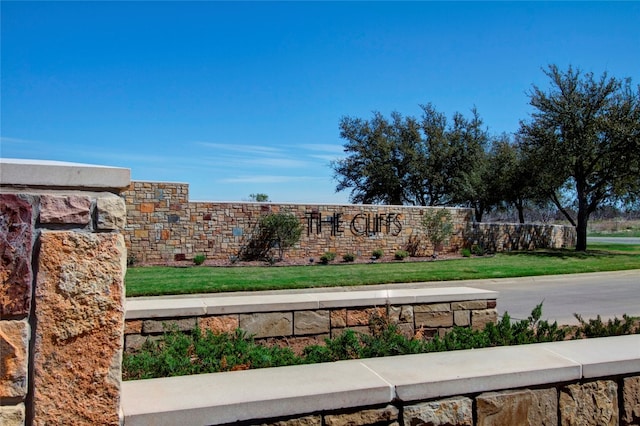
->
[240, 212, 302, 262]
[394, 250, 409, 260]
[249, 193, 270, 202]
[123, 304, 638, 380]
[518, 65, 640, 251]
[573, 313, 640, 338]
[371, 249, 384, 259]
[123, 326, 299, 380]
[319, 251, 337, 264]
[193, 254, 206, 265]
[342, 252, 356, 262]
[422, 209, 454, 256]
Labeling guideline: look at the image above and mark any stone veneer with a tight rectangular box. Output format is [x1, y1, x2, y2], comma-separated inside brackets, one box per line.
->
[123, 288, 498, 354]
[123, 181, 576, 264]
[1, 159, 129, 426]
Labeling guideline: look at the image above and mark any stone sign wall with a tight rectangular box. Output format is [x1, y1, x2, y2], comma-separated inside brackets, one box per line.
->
[0, 159, 129, 426]
[123, 181, 575, 264]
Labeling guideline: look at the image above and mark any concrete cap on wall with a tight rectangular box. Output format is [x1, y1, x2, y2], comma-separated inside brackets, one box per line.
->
[0, 158, 131, 190]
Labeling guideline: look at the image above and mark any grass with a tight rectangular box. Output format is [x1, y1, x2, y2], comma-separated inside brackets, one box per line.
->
[588, 219, 640, 237]
[125, 243, 640, 297]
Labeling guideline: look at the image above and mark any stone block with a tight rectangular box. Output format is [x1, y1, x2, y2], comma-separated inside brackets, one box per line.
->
[347, 307, 385, 327]
[32, 231, 125, 425]
[454, 310, 470, 326]
[124, 320, 143, 335]
[452, 300, 487, 310]
[560, 380, 618, 426]
[39, 194, 91, 224]
[143, 317, 197, 334]
[403, 397, 473, 426]
[0, 194, 33, 317]
[239, 312, 293, 338]
[414, 303, 451, 313]
[125, 334, 148, 352]
[198, 315, 239, 334]
[139, 203, 155, 213]
[331, 309, 347, 328]
[260, 415, 322, 426]
[97, 195, 126, 230]
[0, 320, 29, 398]
[622, 376, 640, 426]
[477, 388, 557, 425]
[389, 305, 414, 323]
[0, 403, 25, 426]
[415, 311, 453, 328]
[294, 310, 330, 335]
[472, 308, 498, 330]
[325, 405, 399, 426]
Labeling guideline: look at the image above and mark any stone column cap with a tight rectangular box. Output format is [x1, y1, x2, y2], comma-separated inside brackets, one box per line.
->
[0, 158, 130, 190]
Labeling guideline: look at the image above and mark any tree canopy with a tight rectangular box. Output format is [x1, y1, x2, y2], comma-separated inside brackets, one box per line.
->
[331, 105, 494, 220]
[518, 65, 640, 250]
[331, 64, 640, 250]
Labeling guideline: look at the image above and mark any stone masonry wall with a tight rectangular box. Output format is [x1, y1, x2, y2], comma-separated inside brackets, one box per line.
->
[123, 181, 575, 264]
[246, 376, 639, 426]
[124, 299, 498, 354]
[1, 188, 127, 425]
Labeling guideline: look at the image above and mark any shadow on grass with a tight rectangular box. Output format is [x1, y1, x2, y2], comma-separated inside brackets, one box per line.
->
[502, 249, 615, 260]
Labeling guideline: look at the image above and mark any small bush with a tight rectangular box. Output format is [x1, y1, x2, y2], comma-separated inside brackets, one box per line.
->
[193, 254, 206, 265]
[371, 249, 384, 259]
[319, 251, 337, 264]
[461, 248, 472, 257]
[394, 250, 409, 260]
[471, 244, 484, 256]
[342, 253, 356, 262]
[122, 303, 639, 381]
[573, 313, 640, 338]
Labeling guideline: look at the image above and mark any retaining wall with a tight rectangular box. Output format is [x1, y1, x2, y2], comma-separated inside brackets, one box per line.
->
[0, 159, 130, 426]
[123, 181, 576, 265]
[124, 287, 498, 354]
[122, 334, 640, 425]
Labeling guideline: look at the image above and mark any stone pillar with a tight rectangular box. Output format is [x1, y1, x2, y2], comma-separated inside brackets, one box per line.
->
[1, 159, 130, 425]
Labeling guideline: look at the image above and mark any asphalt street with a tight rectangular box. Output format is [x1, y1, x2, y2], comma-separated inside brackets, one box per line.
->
[459, 270, 640, 325]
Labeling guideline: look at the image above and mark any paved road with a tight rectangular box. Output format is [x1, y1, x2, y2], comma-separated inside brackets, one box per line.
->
[460, 270, 640, 325]
[143, 270, 640, 326]
[589, 236, 640, 245]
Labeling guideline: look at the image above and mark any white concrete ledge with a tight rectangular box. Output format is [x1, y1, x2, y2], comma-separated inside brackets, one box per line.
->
[122, 362, 394, 426]
[125, 287, 498, 319]
[0, 158, 130, 190]
[121, 335, 640, 426]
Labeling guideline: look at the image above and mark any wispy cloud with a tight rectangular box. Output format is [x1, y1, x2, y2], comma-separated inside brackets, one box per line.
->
[0, 136, 37, 145]
[298, 143, 345, 154]
[219, 175, 321, 184]
[195, 142, 283, 156]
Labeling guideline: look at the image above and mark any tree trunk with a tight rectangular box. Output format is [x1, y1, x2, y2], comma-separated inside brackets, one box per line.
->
[575, 192, 589, 251]
[515, 198, 525, 224]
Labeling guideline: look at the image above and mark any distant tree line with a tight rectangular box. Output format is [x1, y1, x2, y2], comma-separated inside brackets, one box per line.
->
[331, 65, 640, 251]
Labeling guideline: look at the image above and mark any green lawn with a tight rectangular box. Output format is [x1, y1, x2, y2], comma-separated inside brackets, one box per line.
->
[125, 243, 640, 297]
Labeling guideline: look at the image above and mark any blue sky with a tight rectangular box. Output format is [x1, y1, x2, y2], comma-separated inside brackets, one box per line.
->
[2, 2, 639, 203]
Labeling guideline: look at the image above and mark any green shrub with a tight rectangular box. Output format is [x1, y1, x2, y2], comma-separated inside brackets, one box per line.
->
[122, 304, 638, 381]
[394, 250, 409, 260]
[422, 209, 454, 257]
[319, 251, 337, 264]
[471, 244, 485, 256]
[573, 313, 640, 338]
[461, 248, 472, 257]
[193, 254, 206, 265]
[342, 253, 356, 262]
[371, 249, 384, 259]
